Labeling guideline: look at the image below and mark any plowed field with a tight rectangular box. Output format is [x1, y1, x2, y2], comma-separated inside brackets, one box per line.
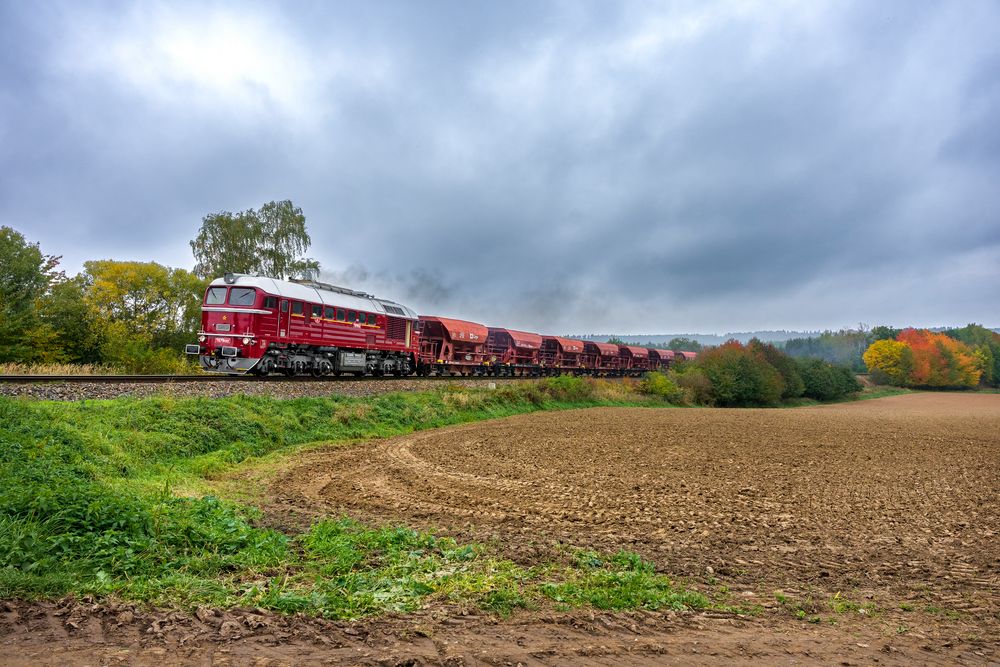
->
[274, 393, 1000, 615]
[5, 393, 999, 665]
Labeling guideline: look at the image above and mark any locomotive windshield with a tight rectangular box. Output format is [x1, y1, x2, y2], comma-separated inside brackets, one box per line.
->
[205, 287, 227, 304]
[228, 288, 256, 306]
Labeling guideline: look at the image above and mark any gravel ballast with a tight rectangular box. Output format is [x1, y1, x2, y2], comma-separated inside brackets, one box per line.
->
[0, 377, 527, 401]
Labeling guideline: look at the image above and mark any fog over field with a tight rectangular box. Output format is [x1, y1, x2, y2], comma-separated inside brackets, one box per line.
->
[2, 1, 998, 333]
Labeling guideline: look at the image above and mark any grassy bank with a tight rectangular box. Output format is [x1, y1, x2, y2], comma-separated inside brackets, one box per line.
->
[0, 377, 714, 618]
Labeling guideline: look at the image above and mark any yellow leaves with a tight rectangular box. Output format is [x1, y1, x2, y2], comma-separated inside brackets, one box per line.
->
[83, 260, 207, 333]
[862, 339, 913, 386]
[864, 331, 983, 388]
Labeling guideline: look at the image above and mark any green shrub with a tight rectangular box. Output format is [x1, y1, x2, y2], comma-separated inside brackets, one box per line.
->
[695, 341, 784, 406]
[671, 367, 713, 405]
[750, 339, 805, 399]
[639, 372, 684, 403]
[798, 359, 862, 400]
[538, 375, 595, 402]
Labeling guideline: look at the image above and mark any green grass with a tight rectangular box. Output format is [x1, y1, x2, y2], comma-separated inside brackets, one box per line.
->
[0, 377, 710, 619]
[780, 385, 913, 407]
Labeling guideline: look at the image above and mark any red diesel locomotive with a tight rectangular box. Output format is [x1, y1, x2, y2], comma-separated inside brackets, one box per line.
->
[189, 274, 696, 376]
[187, 274, 419, 376]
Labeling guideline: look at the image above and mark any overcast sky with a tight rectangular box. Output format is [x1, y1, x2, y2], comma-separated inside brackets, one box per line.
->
[2, 1, 998, 334]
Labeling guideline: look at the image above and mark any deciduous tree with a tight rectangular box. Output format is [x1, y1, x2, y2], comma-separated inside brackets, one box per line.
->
[190, 200, 319, 279]
[83, 260, 206, 351]
[39, 275, 104, 363]
[667, 337, 702, 352]
[896, 329, 980, 388]
[696, 340, 784, 406]
[862, 339, 914, 386]
[0, 227, 62, 362]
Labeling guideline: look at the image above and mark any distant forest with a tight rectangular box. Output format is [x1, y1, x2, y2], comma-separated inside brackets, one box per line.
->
[582, 326, 1000, 383]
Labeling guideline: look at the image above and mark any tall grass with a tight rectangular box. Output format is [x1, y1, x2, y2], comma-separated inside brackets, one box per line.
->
[0, 362, 124, 376]
[0, 379, 706, 618]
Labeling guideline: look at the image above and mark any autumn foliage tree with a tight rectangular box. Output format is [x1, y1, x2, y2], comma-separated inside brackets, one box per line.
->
[863, 329, 982, 388]
[862, 339, 914, 386]
[945, 324, 1000, 387]
[897, 329, 981, 387]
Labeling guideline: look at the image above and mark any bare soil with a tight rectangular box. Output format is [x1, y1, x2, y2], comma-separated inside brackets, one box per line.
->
[4, 393, 999, 665]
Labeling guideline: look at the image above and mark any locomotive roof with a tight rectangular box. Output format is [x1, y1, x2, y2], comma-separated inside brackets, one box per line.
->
[586, 341, 620, 356]
[489, 327, 542, 349]
[420, 316, 489, 343]
[209, 275, 418, 320]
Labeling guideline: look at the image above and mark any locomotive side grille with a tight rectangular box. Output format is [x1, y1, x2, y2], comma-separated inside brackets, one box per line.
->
[386, 316, 407, 341]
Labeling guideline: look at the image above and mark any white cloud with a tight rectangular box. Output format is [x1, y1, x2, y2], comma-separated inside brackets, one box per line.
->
[54, 3, 392, 127]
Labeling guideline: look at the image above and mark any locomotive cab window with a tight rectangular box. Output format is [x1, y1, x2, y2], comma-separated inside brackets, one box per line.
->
[292, 302, 303, 315]
[336, 309, 345, 321]
[228, 287, 256, 306]
[264, 296, 278, 309]
[312, 304, 322, 318]
[206, 287, 227, 304]
[324, 307, 335, 319]
[366, 313, 377, 325]
[280, 300, 288, 312]
[347, 310, 356, 322]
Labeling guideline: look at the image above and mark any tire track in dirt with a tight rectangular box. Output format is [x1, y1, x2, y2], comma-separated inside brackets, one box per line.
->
[272, 393, 1000, 625]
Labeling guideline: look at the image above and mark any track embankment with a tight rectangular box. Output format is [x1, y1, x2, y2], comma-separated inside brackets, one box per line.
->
[0, 376, 525, 401]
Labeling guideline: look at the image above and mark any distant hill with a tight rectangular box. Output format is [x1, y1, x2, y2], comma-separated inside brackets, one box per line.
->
[571, 327, 1000, 347]
[572, 331, 818, 346]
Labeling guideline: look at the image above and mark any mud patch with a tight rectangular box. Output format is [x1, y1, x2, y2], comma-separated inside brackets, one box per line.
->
[1, 597, 993, 665]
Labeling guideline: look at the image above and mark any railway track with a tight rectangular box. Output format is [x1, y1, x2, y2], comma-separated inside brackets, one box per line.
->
[0, 374, 541, 384]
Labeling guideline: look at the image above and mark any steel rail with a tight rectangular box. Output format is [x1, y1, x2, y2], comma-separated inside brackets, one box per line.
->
[0, 374, 547, 384]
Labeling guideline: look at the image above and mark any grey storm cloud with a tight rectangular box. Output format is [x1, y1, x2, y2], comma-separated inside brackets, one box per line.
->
[1, 0, 998, 334]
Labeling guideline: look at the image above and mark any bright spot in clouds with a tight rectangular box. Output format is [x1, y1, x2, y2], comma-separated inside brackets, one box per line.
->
[65, 6, 320, 121]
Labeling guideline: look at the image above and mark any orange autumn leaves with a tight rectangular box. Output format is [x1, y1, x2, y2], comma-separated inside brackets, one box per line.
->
[863, 329, 982, 388]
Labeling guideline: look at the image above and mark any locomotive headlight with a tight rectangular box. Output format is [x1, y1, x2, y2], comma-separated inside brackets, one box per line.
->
[198, 335, 206, 343]
[242, 337, 251, 344]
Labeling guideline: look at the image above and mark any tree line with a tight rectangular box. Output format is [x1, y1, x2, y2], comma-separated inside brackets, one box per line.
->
[642, 338, 862, 407]
[784, 325, 999, 388]
[0, 200, 316, 373]
[863, 326, 999, 388]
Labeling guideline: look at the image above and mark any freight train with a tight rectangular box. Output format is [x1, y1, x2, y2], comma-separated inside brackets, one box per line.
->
[187, 274, 696, 376]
